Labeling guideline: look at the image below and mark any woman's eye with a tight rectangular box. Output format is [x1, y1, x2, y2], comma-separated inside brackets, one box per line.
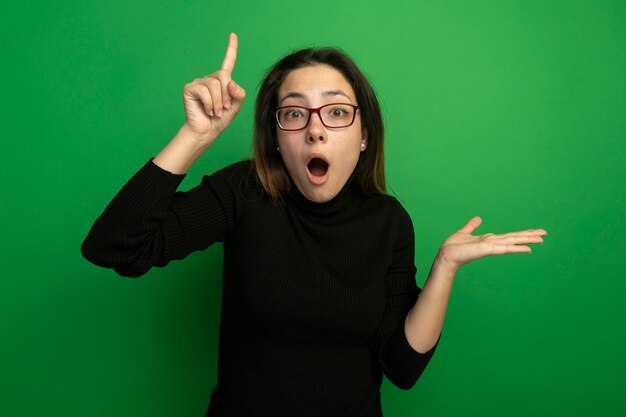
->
[287, 110, 302, 119]
[326, 106, 351, 119]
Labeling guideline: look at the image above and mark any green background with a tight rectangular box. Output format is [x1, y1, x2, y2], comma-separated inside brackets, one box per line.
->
[2, 0, 625, 416]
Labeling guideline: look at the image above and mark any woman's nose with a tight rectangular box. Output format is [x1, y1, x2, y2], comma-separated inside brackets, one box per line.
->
[306, 113, 326, 143]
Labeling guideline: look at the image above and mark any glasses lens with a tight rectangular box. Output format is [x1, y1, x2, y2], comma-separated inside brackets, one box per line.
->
[319, 104, 356, 128]
[277, 107, 309, 130]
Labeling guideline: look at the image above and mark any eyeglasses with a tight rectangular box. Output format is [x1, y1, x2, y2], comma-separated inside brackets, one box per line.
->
[275, 103, 359, 131]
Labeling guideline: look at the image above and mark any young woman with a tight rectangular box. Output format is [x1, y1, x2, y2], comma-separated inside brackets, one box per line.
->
[82, 33, 547, 416]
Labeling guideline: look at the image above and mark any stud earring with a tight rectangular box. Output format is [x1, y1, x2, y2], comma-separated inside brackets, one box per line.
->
[276, 146, 280, 152]
[360, 143, 366, 150]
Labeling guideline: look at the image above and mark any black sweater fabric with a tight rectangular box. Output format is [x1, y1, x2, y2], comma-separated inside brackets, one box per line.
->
[81, 159, 438, 417]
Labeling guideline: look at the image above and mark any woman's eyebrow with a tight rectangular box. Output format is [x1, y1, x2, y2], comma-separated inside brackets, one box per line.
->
[279, 90, 353, 105]
[322, 90, 353, 102]
[279, 92, 305, 105]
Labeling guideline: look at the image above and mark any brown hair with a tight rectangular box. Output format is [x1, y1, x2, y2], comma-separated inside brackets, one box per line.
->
[253, 47, 386, 199]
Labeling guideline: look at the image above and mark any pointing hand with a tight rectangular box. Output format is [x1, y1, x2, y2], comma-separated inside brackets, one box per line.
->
[181, 33, 246, 145]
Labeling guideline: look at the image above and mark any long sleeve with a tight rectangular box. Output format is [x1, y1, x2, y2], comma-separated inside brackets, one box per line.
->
[369, 202, 438, 390]
[81, 159, 247, 277]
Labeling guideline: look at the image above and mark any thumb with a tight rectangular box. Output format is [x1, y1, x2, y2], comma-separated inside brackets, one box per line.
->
[227, 80, 246, 111]
[458, 216, 482, 234]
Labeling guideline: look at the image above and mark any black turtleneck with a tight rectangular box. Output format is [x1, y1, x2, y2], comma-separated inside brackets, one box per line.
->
[82, 159, 438, 417]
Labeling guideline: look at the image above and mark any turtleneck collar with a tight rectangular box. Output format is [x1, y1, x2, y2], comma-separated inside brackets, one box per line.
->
[286, 169, 362, 220]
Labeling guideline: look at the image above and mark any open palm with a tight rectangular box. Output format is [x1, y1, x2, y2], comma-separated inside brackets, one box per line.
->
[436, 216, 547, 271]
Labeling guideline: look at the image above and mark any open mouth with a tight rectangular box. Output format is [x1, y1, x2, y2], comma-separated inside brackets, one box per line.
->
[307, 158, 329, 177]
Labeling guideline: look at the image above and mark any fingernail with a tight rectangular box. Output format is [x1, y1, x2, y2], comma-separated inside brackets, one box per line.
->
[209, 110, 214, 117]
[217, 109, 223, 117]
[224, 100, 231, 109]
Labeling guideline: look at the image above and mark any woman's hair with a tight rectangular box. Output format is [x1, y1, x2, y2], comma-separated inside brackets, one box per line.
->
[252, 47, 386, 199]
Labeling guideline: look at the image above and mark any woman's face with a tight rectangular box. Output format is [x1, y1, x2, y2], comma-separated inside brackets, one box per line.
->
[276, 64, 367, 203]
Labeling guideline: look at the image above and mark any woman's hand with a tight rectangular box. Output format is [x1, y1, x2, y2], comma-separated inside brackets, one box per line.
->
[435, 216, 547, 273]
[182, 33, 246, 146]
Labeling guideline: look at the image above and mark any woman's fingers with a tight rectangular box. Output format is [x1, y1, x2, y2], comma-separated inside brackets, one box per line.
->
[478, 233, 543, 257]
[183, 82, 214, 117]
[491, 235, 544, 245]
[178, 33, 244, 142]
[184, 77, 245, 121]
[227, 80, 246, 113]
[498, 229, 548, 238]
[458, 216, 482, 234]
[221, 33, 238, 74]
[187, 71, 239, 118]
[194, 84, 214, 117]
[218, 72, 233, 110]
[201, 76, 224, 116]
[490, 244, 532, 254]
[220, 33, 238, 109]
[184, 32, 240, 117]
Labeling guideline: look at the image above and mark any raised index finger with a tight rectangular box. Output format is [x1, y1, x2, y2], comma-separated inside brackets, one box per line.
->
[220, 33, 238, 73]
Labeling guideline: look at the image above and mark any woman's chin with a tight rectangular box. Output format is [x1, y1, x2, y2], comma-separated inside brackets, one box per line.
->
[297, 182, 338, 203]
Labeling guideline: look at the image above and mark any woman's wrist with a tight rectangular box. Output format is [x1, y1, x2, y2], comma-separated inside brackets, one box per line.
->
[430, 250, 459, 281]
[153, 124, 213, 174]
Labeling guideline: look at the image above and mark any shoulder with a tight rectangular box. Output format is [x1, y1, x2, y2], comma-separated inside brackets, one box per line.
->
[200, 159, 266, 202]
[367, 194, 415, 245]
[364, 193, 413, 225]
[203, 160, 254, 182]
[390, 197, 414, 229]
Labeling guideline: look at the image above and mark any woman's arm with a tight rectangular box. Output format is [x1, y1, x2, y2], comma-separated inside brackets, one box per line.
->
[81, 33, 246, 276]
[403, 259, 454, 353]
[404, 216, 547, 353]
[80, 159, 250, 277]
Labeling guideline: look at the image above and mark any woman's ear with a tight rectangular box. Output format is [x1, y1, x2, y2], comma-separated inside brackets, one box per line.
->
[361, 128, 368, 151]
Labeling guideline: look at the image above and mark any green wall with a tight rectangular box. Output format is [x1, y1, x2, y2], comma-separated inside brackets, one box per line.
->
[2, 1, 624, 416]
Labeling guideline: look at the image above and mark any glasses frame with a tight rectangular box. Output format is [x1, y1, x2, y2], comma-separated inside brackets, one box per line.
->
[274, 103, 360, 131]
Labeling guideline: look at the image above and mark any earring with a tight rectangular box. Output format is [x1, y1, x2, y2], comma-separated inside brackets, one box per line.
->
[276, 146, 280, 152]
[360, 143, 366, 150]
